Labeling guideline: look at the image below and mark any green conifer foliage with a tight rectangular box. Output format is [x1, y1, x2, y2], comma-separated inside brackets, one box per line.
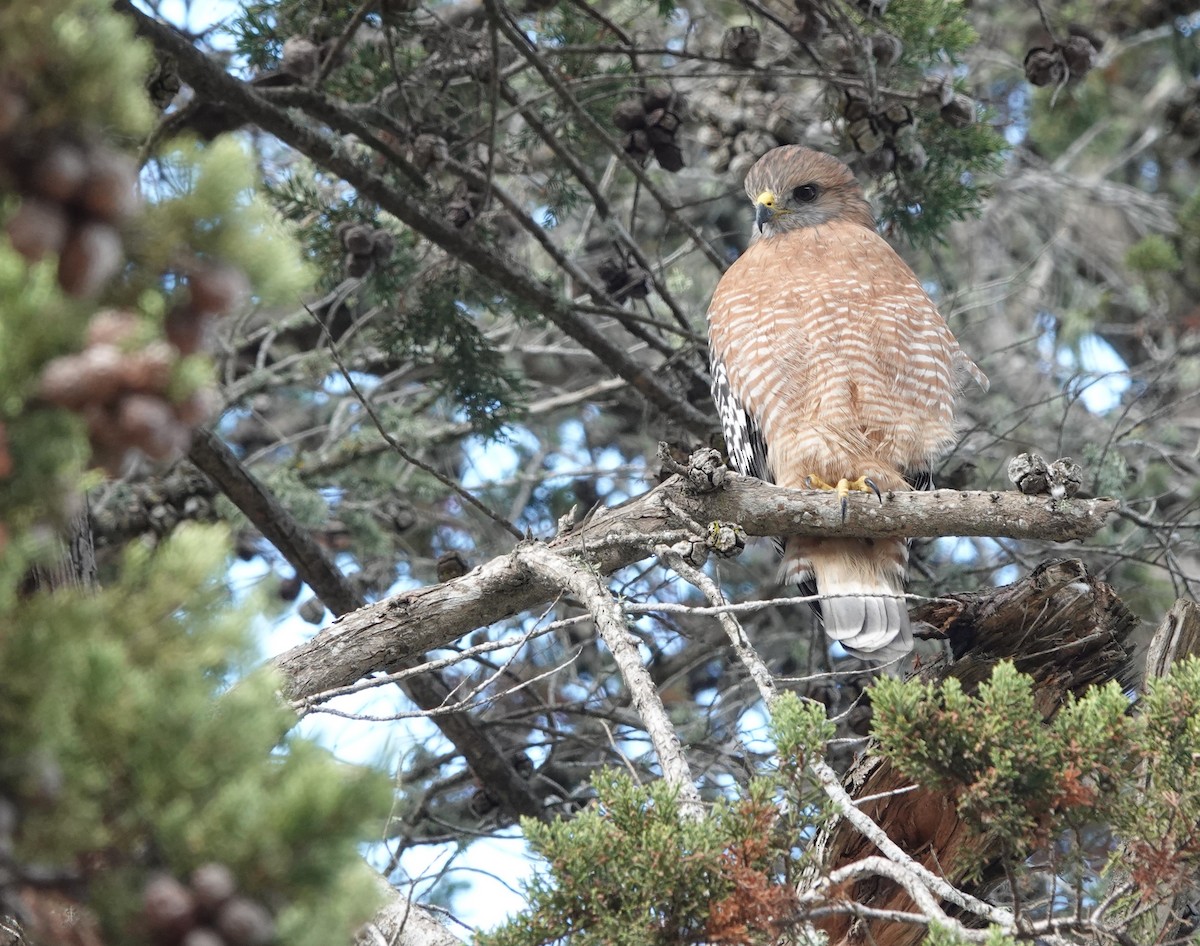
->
[479, 695, 843, 946]
[0, 1, 394, 942]
[871, 660, 1200, 910]
[2, 527, 392, 944]
[478, 771, 802, 946]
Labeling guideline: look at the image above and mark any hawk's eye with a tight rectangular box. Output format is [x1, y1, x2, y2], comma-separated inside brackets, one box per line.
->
[793, 184, 819, 203]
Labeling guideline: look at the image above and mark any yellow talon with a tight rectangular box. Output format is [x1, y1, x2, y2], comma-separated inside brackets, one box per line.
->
[804, 474, 883, 521]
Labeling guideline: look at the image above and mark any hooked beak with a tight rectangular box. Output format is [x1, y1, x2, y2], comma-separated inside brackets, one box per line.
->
[754, 190, 776, 232]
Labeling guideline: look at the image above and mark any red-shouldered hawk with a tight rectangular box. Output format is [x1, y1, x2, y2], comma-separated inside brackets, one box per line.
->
[707, 145, 987, 666]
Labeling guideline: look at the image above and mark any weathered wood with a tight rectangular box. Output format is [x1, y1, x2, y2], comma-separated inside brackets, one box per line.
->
[1140, 598, 1200, 944]
[275, 478, 1118, 704]
[1145, 597, 1200, 683]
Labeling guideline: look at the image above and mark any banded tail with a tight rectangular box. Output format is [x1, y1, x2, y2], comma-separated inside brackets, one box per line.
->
[783, 536, 913, 667]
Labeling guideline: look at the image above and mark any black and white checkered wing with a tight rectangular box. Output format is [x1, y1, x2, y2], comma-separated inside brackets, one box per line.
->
[710, 353, 770, 484]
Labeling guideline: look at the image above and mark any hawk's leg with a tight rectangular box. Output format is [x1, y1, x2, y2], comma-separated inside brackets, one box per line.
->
[804, 474, 883, 521]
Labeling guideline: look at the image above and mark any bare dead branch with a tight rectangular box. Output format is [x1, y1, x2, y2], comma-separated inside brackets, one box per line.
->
[680, 476, 1117, 542]
[1145, 597, 1200, 683]
[188, 428, 546, 821]
[515, 543, 704, 817]
[809, 761, 1013, 927]
[274, 475, 1118, 704]
[189, 428, 363, 615]
[806, 856, 955, 931]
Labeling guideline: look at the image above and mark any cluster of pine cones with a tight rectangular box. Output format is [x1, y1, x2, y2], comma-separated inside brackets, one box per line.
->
[1023, 29, 1101, 87]
[35, 265, 243, 473]
[612, 86, 687, 172]
[0, 79, 138, 298]
[336, 221, 397, 277]
[143, 866, 275, 946]
[704, 8, 981, 180]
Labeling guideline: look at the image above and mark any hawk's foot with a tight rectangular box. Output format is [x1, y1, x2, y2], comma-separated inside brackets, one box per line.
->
[803, 474, 883, 521]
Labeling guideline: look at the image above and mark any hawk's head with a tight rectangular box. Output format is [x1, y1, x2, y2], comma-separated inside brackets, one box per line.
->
[743, 146, 875, 238]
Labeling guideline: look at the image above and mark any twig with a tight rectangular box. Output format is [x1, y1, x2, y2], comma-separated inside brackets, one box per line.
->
[655, 543, 777, 707]
[306, 652, 575, 721]
[516, 542, 704, 819]
[491, 85, 698, 336]
[314, 0, 373, 85]
[299, 377, 631, 478]
[438, 156, 681, 359]
[310, 303, 524, 540]
[1028, 0, 1060, 41]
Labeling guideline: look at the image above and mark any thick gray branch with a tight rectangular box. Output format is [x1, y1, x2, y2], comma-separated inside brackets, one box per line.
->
[356, 876, 463, 946]
[189, 428, 544, 820]
[687, 478, 1117, 541]
[274, 476, 1118, 702]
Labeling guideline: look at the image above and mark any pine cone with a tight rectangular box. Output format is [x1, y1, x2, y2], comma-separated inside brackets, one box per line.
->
[940, 94, 977, 127]
[1060, 35, 1097, 78]
[868, 32, 903, 67]
[1024, 47, 1065, 87]
[1007, 453, 1050, 495]
[437, 550, 471, 582]
[1048, 457, 1084, 499]
[721, 26, 761, 65]
[622, 129, 651, 164]
[879, 103, 914, 133]
[847, 117, 885, 154]
[788, 4, 827, 42]
[918, 75, 954, 109]
[859, 146, 896, 174]
[611, 99, 646, 132]
[598, 257, 652, 302]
